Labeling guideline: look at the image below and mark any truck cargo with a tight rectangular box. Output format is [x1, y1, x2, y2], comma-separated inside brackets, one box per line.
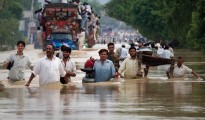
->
[36, 2, 81, 51]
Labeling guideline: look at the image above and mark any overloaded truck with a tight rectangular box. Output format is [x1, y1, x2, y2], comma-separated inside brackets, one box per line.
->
[36, 2, 81, 51]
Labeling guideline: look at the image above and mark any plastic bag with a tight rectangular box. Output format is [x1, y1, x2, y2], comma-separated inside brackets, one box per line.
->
[7, 61, 14, 70]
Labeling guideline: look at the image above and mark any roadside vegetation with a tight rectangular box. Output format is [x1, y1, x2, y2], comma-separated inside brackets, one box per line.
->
[105, 0, 205, 52]
[0, 0, 23, 50]
[0, 0, 40, 51]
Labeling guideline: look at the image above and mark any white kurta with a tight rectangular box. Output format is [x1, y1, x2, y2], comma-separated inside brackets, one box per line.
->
[118, 58, 141, 79]
[167, 64, 192, 78]
[33, 56, 66, 85]
[77, 31, 85, 50]
[61, 59, 76, 81]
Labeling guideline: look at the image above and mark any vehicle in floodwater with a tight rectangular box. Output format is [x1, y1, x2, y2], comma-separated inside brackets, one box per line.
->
[36, 3, 81, 51]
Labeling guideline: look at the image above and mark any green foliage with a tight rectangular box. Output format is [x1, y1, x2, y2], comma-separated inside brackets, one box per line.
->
[0, 19, 22, 50]
[105, 0, 166, 42]
[0, 0, 23, 20]
[9, 2, 24, 19]
[105, 0, 205, 52]
[0, 0, 24, 51]
[22, 0, 32, 10]
[187, 0, 205, 52]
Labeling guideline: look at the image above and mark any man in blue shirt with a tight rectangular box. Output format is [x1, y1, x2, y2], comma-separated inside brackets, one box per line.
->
[93, 49, 117, 82]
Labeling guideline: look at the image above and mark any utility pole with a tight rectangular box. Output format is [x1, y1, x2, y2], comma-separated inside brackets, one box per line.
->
[28, 0, 35, 44]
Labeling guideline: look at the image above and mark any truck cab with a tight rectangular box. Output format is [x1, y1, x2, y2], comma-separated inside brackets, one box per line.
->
[38, 3, 80, 51]
[48, 33, 77, 50]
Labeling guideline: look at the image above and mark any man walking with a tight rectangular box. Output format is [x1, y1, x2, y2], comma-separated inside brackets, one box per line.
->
[3, 40, 33, 81]
[118, 47, 142, 79]
[61, 46, 76, 83]
[25, 44, 67, 86]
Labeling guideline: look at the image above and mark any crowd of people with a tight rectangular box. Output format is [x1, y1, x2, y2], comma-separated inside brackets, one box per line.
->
[2, 40, 203, 86]
[69, 0, 101, 43]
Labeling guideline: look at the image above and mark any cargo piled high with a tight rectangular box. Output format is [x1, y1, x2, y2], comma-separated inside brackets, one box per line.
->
[37, 3, 80, 50]
[36, 0, 100, 51]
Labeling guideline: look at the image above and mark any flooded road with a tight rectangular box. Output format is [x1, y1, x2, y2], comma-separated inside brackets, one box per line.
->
[0, 44, 205, 120]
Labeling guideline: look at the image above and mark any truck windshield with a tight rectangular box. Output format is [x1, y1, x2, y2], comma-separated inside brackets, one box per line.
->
[50, 34, 72, 40]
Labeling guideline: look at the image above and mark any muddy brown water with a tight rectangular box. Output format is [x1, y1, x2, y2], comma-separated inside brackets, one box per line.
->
[0, 45, 205, 120]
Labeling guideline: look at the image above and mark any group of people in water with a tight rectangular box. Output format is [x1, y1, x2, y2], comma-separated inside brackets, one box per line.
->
[2, 40, 203, 86]
[3, 41, 76, 86]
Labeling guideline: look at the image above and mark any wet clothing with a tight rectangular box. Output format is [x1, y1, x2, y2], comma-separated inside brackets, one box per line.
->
[151, 48, 157, 56]
[167, 64, 192, 78]
[115, 48, 121, 58]
[107, 52, 120, 71]
[33, 56, 66, 85]
[5, 53, 32, 81]
[157, 48, 164, 57]
[118, 57, 141, 79]
[162, 49, 174, 59]
[93, 59, 116, 82]
[61, 59, 76, 81]
[119, 48, 128, 61]
[169, 47, 174, 55]
[77, 31, 85, 50]
[160, 50, 174, 70]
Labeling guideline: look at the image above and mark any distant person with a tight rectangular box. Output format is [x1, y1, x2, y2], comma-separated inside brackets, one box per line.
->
[168, 43, 174, 55]
[160, 45, 174, 70]
[25, 44, 67, 86]
[151, 43, 158, 56]
[93, 49, 118, 82]
[103, 39, 106, 44]
[161, 45, 174, 59]
[56, 41, 69, 59]
[136, 41, 143, 51]
[166, 56, 202, 80]
[156, 43, 164, 57]
[116, 44, 128, 65]
[118, 47, 142, 79]
[3, 40, 33, 82]
[77, 28, 86, 50]
[135, 42, 152, 77]
[107, 42, 120, 71]
[61, 46, 76, 82]
[56, 44, 66, 59]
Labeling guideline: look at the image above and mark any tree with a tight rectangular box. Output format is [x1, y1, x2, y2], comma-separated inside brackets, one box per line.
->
[187, 0, 205, 51]
[105, 0, 205, 52]
[0, 0, 23, 50]
[105, 0, 166, 41]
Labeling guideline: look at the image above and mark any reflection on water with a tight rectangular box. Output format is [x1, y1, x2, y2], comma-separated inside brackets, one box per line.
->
[0, 80, 205, 120]
[0, 47, 205, 119]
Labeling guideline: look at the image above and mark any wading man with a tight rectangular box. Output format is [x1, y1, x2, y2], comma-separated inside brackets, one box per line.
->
[3, 40, 33, 82]
[25, 44, 67, 86]
[166, 56, 202, 80]
[118, 47, 142, 79]
[93, 49, 118, 82]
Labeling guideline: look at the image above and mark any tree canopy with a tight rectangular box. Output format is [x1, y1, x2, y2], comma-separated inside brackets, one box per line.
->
[105, 0, 205, 51]
[0, 0, 24, 50]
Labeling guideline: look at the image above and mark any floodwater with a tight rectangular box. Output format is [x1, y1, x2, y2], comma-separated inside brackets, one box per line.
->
[0, 44, 205, 120]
